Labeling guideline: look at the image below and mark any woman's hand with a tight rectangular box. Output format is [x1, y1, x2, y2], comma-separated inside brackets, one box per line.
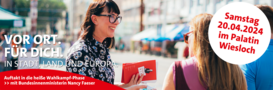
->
[120, 73, 144, 88]
[125, 85, 147, 90]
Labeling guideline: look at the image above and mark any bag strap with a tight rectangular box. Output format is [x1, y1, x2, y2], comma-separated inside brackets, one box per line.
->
[174, 61, 190, 90]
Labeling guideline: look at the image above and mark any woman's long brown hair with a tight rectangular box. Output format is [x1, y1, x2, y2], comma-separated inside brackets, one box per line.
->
[79, 0, 120, 48]
[190, 13, 247, 90]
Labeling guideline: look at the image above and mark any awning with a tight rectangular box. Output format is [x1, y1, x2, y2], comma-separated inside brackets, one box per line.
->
[162, 24, 178, 36]
[0, 6, 26, 28]
[166, 25, 190, 41]
[142, 25, 179, 41]
[131, 28, 157, 41]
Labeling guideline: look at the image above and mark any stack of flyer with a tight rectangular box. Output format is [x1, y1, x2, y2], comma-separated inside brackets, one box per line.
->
[121, 60, 157, 83]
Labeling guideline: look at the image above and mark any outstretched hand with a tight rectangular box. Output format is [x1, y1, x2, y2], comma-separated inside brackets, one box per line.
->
[120, 73, 144, 88]
[126, 85, 147, 90]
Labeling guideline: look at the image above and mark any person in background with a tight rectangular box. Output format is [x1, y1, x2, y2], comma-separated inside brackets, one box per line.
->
[11, 34, 19, 70]
[240, 5, 273, 90]
[139, 41, 143, 53]
[119, 39, 125, 52]
[0, 30, 11, 72]
[183, 45, 189, 59]
[60, 39, 66, 54]
[0, 30, 3, 43]
[23, 31, 34, 51]
[162, 13, 247, 90]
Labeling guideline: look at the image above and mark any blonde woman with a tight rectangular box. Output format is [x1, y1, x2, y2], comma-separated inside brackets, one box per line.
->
[162, 13, 247, 90]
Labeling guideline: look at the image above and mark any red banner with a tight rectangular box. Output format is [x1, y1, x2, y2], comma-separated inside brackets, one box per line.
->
[0, 69, 124, 90]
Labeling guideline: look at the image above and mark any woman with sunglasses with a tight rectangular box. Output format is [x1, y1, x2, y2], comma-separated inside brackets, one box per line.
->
[162, 13, 247, 90]
[66, 0, 144, 89]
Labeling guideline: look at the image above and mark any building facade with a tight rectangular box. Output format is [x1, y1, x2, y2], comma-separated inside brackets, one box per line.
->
[143, 0, 272, 33]
[0, 0, 14, 12]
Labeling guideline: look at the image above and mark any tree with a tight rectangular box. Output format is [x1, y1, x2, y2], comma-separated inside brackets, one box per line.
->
[14, 0, 67, 32]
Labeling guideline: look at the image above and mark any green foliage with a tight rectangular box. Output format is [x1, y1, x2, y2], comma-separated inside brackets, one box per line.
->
[14, 0, 30, 16]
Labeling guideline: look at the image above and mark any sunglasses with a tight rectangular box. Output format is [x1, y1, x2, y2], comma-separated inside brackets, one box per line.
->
[183, 31, 193, 44]
[96, 14, 122, 24]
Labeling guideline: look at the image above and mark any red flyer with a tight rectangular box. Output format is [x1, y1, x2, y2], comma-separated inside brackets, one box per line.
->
[121, 60, 157, 83]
